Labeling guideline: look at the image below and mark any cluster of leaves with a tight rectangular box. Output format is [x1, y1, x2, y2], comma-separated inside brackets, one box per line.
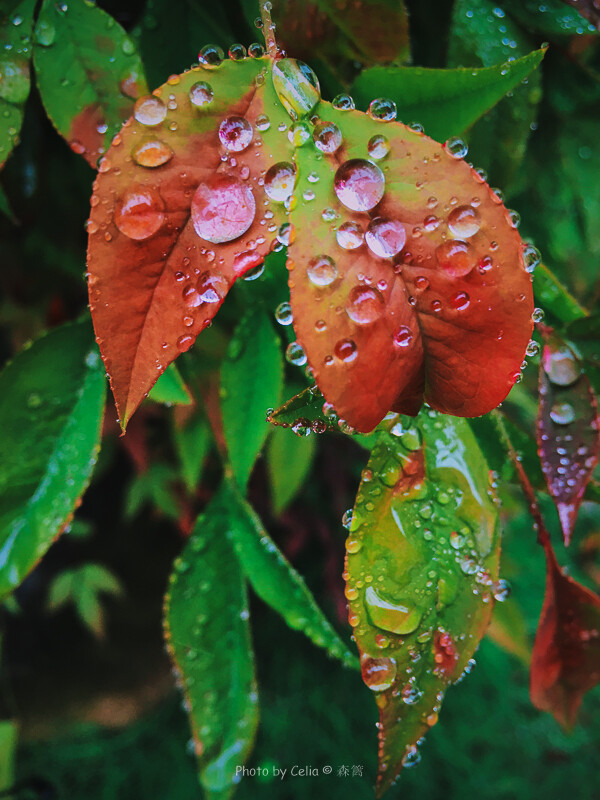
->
[1, 0, 600, 797]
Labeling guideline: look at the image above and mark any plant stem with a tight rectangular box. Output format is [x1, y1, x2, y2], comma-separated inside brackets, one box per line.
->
[259, 0, 278, 58]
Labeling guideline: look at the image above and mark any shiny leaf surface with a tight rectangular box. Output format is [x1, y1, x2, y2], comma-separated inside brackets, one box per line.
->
[267, 423, 317, 513]
[345, 410, 500, 793]
[164, 492, 258, 795]
[0, 320, 106, 600]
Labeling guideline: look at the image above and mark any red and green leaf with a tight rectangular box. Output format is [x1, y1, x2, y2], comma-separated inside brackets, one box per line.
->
[537, 333, 599, 544]
[345, 410, 500, 794]
[33, 0, 148, 167]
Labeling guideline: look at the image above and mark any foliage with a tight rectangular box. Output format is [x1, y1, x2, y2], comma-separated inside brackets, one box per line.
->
[1, 0, 600, 798]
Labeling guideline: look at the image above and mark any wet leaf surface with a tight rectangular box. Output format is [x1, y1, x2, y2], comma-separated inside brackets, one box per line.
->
[0, 0, 36, 170]
[164, 489, 258, 796]
[504, 0, 597, 36]
[537, 334, 599, 544]
[0, 320, 106, 601]
[33, 0, 148, 167]
[345, 410, 500, 794]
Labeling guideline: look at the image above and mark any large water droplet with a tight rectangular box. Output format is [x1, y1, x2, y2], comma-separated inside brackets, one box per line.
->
[334, 338, 357, 363]
[307, 255, 337, 286]
[444, 136, 468, 159]
[218, 116, 253, 152]
[365, 585, 422, 634]
[336, 221, 364, 250]
[191, 174, 255, 243]
[114, 186, 165, 240]
[313, 121, 342, 153]
[134, 95, 167, 126]
[522, 243, 541, 273]
[0, 57, 30, 104]
[543, 346, 581, 387]
[228, 43, 247, 60]
[334, 159, 385, 212]
[287, 121, 311, 146]
[361, 656, 397, 692]
[436, 240, 477, 277]
[393, 326, 413, 347]
[332, 93, 355, 111]
[346, 286, 385, 325]
[35, 19, 56, 46]
[365, 217, 406, 258]
[132, 138, 173, 168]
[275, 302, 293, 325]
[264, 161, 296, 202]
[189, 81, 214, 108]
[447, 205, 481, 238]
[367, 134, 390, 160]
[286, 341, 307, 366]
[550, 401, 576, 425]
[271, 58, 320, 120]
[198, 44, 224, 69]
[368, 97, 397, 122]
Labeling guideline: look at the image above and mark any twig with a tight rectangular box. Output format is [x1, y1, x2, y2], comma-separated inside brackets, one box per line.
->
[259, 0, 279, 58]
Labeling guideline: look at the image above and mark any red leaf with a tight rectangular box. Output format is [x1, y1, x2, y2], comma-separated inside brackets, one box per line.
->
[288, 105, 534, 432]
[537, 334, 600, 544]
[531, 539, 600, 729]
[87, 59, 292, 427]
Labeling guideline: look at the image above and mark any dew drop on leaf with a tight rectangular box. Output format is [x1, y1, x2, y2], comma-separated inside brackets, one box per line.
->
[132, 138, 173, 168]
[368, 97, 397, 122]
[232, 250, 264, 277]
[361, 656, 397, 692]
[367, 134, 390, 160]
[228, 43, 247, 61]
[114, 186, 165, 240]
[248, 42, 265, 58]
[218, 116, 253, 152]
[522, 243, 541, 273]
[133, 96, 167, 127]
[346, 286, 385, 325]
[313, 122, 342, 153]
[287, 121, 311, 146]
[334, 338, 358, 363]
[365, 218, 406, 258]
[443, 136, 468, 159]
[256, 113, 270, 131]
[191, 174, 256, 243]
[271, 58, 320, 120]
[334, 159, 385, 212]
[550, 401, 576, 426]
[198, 44, 224, 69]
[364, 585, 422, 634]
[450, 291, 470, 311]
[447, 205, 481, 238]
[286, 341, 307, 366]
[436, 240, 477, 277]
[307, 254, 338, 286]
[332, 93, 355, 111]
[275, 302, 293, 325]
[264, 161, 296, 202]
[188, 81, 214, 108]
[542, 346, 581, 387]
[336, 221, 364, 250]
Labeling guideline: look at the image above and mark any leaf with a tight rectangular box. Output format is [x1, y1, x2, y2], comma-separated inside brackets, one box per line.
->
[537, 334, 599, 544]
[531, 539, 600, 729]
[0, 0, 36, 170]
[0, 720, 17, 793]
[349, 47, 546, 142]
[533, 263, 587, 324]
[0, 320, 106, 601]
[504, 0, 597, 36]
[267, 385, 336, 431]
[173, 410, 212, 493]
[345, 410, 500, 794]
[220, 308, 283, 490]
[87, 56, 293, 428]
[0, 182, 15, 221]
[447, 0, 542, 196]
[47, 563, 123, 638]
[125, 462, 180, 519]
[33, 0, 148, 167]
[560, 0, 600, 30]
[288, 91, 536, 432]
[217, 481, 357, 667]
[148, 362, 192, 406]
[164, 495, 258, 796]
[487, 598, 531, 665]
[267, 423, 317, 512]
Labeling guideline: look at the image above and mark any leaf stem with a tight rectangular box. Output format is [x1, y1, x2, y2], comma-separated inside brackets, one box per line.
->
[259, 0, 279, 59]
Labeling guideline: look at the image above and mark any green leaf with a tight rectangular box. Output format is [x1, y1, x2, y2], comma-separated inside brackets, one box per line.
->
[448, 0, 542, 196]
[533, 263, 587, 324]
[565, 314, 600, 395]
[267, 424, 317, 513]
[33, 0, 148, 168]
[173, 412, 212, 493]
[346, 410, 500, 794]
[0, 320, 106, 601]
[48, 563, 122, 637]
[0, 182, 15, 221]
[125, 463, 180, 519]
[164, 494, 258, 796]
[219, 481, 358, 668]
[268, 385, 334, 431]
[350, 47, 546, 142]
[220, 309, 283, 491]
[504, 0, 597, 36]
[148, 363, 192, 406]
[0, 720, 17, 793]
[0, 0, 36, 169]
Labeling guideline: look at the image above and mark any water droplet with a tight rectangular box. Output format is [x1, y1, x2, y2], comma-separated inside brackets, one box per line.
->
[228, 43, 247, 60]
[307, 254, 337, 286]
[183, 272, 228, 307]
[401, 678, 423, 705]
[114, 186, 165, 240]
[218, 116, 253, 152]
[334, 338, 357, 363]
[436, 240, 477, 277]
[272, 58, 320, 120]
[191, 174, 256, 243]
[550, 401, 576, 426]
[232, 250, 264, 277]
[275, 302, 293, 325]
[35, 19, 56, 46]
[361, 656, 397, 691]
[132, 138, 173, 168]
[198, 44, 224, 69]
[450, 291, 470, 311]
[256, 113, 270, 131]
[277, 222, 294, 246]
[444, 137, 468, 159]
[342, 509, 353, 529]
[292, 417, 311, 436]
[402, 745, 421, 768]
[507, 209, 521, 228]
[365, 586, 422, 634]
[526, 340, 539, 357]
[532, 307, 544, 323]
[447, 205, 481, 238]
[248, 42, 265, 58]
[264, 161, 296, 202]
[450, 530, 464, 549]
[368, 97, 397, 122]
[365, 217, 406, 258]
[189, 81, 214, 108]
[133, 95, 167, 126]
[332, 93, 355, 111]
[122, 38, 135, 56]
[543, 346, 581, 387]
[522, 243, 541, 273]
[346, 538, 362, 554]
[346, 286, 385, 325]
[493, 579, 511, 602]
[336, 221, 363, 250]
[286, 341, 307, 366]
[393, 326, 413, 347]
[334, 159, 385, 212]
[367, 134, 390, 160]
[287, 121, 311, 146]
[313, 121, 342, 153]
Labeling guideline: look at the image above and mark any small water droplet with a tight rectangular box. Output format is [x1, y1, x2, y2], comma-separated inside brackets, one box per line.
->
[191, 174, 255, 243]
[198, 44, 224, 69]
[228, 43, 247, 60]
[526, 340, 539, 357]
[367, 134, 390, 160]
[444, 137, 468, 159]
[532, 307, 544, 323]
[342, 509, 353, 529]
[272, 58, 320, 120]
[393, 326, 413, 347]
[248, 42, 265, 58]
[450, 291, 470, 311]
[332, 93, 355, 111]
[368, 97, 397, 122]
[436, 240, 477, 277]
[365, 217, 406, 258]
[334, 159, 385, 212]
[286, 341, 307, 366]
[345, 286, 385, 325]
[134, 95, 167, 126]
[132, 138, 173, 168]
[550, 401, 576, 425]
[313, 121, 342, 153]
[189, 81, 214, 108]
[307, 254, 337, 286]
[275, 302, 293, 325]
[334, 338, 357, 363]
[264, 161, 296, 202]
[543, 346, 581, 387]
[522, 243, 541, 273]
[447, 205, 481, 238]
[287, 121, 311, 146]
[218, 116, 253, 152]
[114, 186, 165, 240]
[336, 221, 363, 250]
[256, 113, 270, 131]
